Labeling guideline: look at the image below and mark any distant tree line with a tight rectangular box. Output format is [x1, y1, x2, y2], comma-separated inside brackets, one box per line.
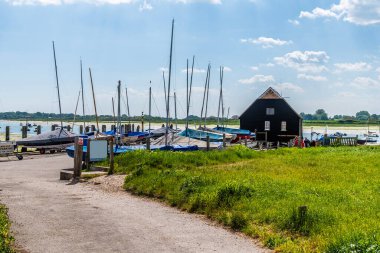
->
[301, 109, 380, 122]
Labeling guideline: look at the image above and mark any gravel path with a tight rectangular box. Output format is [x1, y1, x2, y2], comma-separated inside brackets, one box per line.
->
[0, 155, 269, 253]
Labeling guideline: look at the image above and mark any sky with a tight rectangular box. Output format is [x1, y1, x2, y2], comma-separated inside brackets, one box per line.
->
[0, 0, 380, 118]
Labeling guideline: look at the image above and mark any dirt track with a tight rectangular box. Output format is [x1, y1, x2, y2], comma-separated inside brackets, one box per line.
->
[0, 155, 268, 253]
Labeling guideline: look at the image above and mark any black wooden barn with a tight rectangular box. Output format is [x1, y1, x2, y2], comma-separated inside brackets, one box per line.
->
[240, 87, 303, 143]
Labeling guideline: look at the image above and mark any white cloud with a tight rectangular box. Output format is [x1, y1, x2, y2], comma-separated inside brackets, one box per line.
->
[181, 68, 206, 74]
[159, 67, 168, 72]
[299, 0, 380, 26]
[139, 0, 152, 11]
[174, 0, 221, 4]
[288, 19, 300, 26]
[351, 77, 380, 88]
[250, 66, 259, 71]
[240, 37, 292, 48]
[238, 74, 275, 84]
[338, 91, 355, 97]
[273, 82, 304, 93]
[6, 0, 135, 5]
[274, 50, 329, 73]
[265, 63, 275, 67]
[334, 62, 372, 72]
[297, 73, 327, 81]
[223, 66, 232, 72]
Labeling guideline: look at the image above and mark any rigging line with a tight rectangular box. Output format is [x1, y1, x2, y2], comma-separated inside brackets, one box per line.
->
[204, 64, 211, 127]
[200, 63, 210, 126]
[151, 93, 162, 118]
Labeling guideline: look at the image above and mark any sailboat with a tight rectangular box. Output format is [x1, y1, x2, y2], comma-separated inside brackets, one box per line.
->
[16, 42, 78, 154]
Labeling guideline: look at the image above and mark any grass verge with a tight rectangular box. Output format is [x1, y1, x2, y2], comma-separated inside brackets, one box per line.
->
[0, 204, 14, 253]
[112, 146, 380, 252]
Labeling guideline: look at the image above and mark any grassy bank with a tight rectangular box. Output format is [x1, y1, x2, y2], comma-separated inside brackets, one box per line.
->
[112, 146, 380, 252]
[0, 204, 14, 253]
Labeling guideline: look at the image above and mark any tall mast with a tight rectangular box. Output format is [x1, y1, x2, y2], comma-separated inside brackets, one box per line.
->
[149, 81, 152, 135]
[186, 59, 189, 135]
[72, 90, 81, 129]
[188, 56, 195, 132]
[204, 64, 211, 127]
[117, 81, 121, 143]
[52, 41, 63, 129]
[89, 68, 99, 133]
[162, 71, 167, 108]
[80, 59, 85, 128]
[125, 88, 130, 124]
[174, 92, 178, 130]
[200, 64, 210, 127]
[112, 97, 116, 127]
[165, 19, 174, 146]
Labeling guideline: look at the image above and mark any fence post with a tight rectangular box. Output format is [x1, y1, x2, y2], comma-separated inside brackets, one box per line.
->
[5, 126, 10, 141]
[22, 126, 27, 139]
[244, 136, 248, 146]
[108, 138, 114, 175]
[102, 125, 106, 133]
[73, 137, 83, 179]
[222, 133, 226, 148]
[132, 124, 135, 132]
[136, 125, 140, 132]
[37, 125, 41, 135]
[91, 125, 95, 132]
[79, 125, 83, 134]
[206, 135, 210, 151]
[146, 137, 151, 151]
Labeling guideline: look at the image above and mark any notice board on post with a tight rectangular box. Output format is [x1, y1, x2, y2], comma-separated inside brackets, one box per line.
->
[89, 140, 108, 162]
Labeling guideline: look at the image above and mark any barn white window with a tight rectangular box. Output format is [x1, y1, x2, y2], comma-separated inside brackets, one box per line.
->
[265, 121, 270, 131]
[281, 121, 287, 131]
[266, 108, 275, 115]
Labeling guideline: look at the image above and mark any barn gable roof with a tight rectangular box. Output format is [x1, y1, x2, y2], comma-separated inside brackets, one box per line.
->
[239, 87, 302, 119]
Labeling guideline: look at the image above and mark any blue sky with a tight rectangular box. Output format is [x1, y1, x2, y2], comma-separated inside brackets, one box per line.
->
[0, 0, 380, 118]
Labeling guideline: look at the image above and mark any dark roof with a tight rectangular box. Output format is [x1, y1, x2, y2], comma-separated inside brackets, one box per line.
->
[240, 87, 302, 119]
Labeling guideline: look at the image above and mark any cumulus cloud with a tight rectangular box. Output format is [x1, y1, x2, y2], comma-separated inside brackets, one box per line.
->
[273, 82, 304, 93]
[250, 66, 259, 71]
[240, 37, 292, 48]
[274, 50, 329, 73]
[299, 0, 380, 26]
[288, 19, 300, 26]
[223, 66, 232, 72]
[338, 91, 356, 97]
[334, 62, 372, 72]
[238, 74, 275, 84]
[351, 77, 380, 88]
[139, 0, 152, 11]
[181, 68, 206, 74]
[174, 0, 221, 4]
[297, 73, 327, 81]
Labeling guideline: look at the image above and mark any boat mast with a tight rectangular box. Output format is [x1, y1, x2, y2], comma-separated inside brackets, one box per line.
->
[149, 81, 151, 135]
[125, 87, 131, 124]
[117, 81, 121, 144]
[80, 59, 85, 129]
[165, 19, 174, 146]
[52, 41, 63, 130]
[188, 56, 195, 132]
[162, 71, 167, 109]
[186, 59, 189, 135]
[200, 64, 210, 127]
[112, 97, 116, 127]
[220, 66, 224, 127]
[204, 64, 211, 127]
[72, 90, 81, 130]
[89, 68, 99, 133]
[174, 91, 178, 131]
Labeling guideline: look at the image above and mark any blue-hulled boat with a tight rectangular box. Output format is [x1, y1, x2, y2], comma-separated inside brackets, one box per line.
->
[178, 128, 225, 142]
[213, 126, 253, 143]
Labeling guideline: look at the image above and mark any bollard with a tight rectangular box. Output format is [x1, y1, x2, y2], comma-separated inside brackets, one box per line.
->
[37, 125, 41, 135]
[132, 124, 135, 132]
[141, 121, 144, 132]
[67, 125, 71, 132]
[277, 141, 280, 149]
[206, 135, 210, 151]
[5, 126, 10, 141]
[146, 137, 151, 151]
[222, 133, 226, 148]
[51, 125, 56, 131]
[91, 125, 95, 132]
[102, 125, 106, 133]
[85, 126, 90, 133]
[108, 138, 114, 175]
[136, 125, 140, 132]
[22, 126, 27, 139]
[73, 137, 83, 179]
[79, 125, 84, 134]
[244, 136, 248, 146]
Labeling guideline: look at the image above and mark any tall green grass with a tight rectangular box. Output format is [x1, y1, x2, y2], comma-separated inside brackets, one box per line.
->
[114, 146, 380, 252]
[0, 204, 14, 253]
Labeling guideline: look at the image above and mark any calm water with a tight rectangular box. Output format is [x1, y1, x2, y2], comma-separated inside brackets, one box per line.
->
[1, 120, 379, 143]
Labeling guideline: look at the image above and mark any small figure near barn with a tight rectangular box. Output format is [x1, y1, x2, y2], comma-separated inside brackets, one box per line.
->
[240, 87, 303, 144]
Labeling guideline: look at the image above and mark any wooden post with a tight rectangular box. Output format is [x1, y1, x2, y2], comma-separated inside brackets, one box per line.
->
[298, 206, 308, 227]
[146, 137, 151, 151]
[22, 126, 27, 139]
[86, 138, 91, 171]
[79, 125, 84, 134]
[298, 136, 302, 148]
[91, 125, 95, 132]
[73, 137, 83, 179]
[5, 126, 10, 141]
[67, 125, 71, 132]
[206, 135, 210, 151]
[51, 125, 56, 131]
[222, 133, 226, 148]
[127, 124, 131, 132]
[108, 138, 114, 175]
[37, 125, 41, 135]
[102, 125, 106, 132]
[132, 124, 135, 132]
[136, 125, 140, 132]
[85, 126, 90, 133]
[277, 141, 280, 149]
[244, 136, 248, 146]
[121, 125, 125, 134]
